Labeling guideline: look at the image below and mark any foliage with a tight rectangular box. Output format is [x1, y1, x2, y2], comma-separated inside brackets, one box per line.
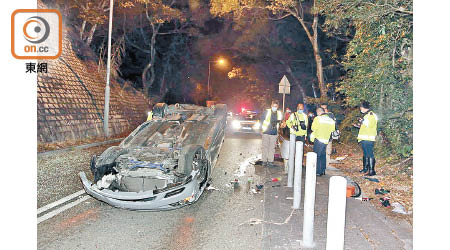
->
[317, 0, 413, 157]
[227, 66, 274, 110]
[210, 0, 330, 98]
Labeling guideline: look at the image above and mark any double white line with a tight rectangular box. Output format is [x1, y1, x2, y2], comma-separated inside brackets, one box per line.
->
[37, 190, 91, 224]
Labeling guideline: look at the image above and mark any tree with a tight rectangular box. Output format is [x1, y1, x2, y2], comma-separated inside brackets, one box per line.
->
[51, 0, 109, 47]
[210, 0, 329, 99]
[317, 0, 413, 157]
[119, 0, 187, 96]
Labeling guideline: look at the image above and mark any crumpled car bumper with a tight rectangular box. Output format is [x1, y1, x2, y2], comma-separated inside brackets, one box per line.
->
[79, 172, 198, 211]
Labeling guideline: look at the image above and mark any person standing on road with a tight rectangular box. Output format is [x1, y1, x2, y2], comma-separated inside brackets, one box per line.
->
[306, 111, 315, 145]
[281, 108, 292, 137]
[310, 107, 336, 176]
[354, 101, 378, 176]
[260, 100, 283, 167]
[286, 103, 308, 143]
[320, 103, 337, 168]
[147, 111, 153, 121]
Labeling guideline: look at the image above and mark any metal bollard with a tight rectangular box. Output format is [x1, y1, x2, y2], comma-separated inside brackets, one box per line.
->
[326, 176, 348, 250]
[301, 152, 317, 248]
[287, 133, 296, 187]
[293, 141, 304, 209]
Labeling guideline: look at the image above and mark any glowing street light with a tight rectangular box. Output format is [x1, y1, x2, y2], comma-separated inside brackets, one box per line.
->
[208, 57, 227, 98]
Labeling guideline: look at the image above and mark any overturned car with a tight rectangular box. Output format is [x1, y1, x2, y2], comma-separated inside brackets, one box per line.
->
[79, 103, 227, 210]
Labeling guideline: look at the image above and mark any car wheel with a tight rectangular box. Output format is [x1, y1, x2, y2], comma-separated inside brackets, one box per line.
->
[178, 145, 209, 189]
[214, 104, 227, 116]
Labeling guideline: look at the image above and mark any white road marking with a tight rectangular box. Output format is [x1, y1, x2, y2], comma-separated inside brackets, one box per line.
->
[37, 195, 91, 224]
[37, 190, 86, 215]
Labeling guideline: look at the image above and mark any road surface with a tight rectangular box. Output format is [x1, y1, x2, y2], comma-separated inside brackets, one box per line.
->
[38, 130, 266, 250]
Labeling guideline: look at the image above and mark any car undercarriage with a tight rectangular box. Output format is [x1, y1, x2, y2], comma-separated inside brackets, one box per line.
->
[79, 103, 227, 210]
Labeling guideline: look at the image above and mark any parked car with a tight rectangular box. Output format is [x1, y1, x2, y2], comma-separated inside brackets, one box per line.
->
[79, 103, 227, 210]
[230, 110, 261, 133]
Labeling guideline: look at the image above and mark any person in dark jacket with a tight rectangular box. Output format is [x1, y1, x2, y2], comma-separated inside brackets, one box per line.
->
[260, 100, 283, 167]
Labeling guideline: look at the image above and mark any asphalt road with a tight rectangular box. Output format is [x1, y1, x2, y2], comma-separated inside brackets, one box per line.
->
[37, 130, 266, 250]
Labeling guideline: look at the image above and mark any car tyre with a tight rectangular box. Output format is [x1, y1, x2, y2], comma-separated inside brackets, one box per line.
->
[178, 145, 209, 189]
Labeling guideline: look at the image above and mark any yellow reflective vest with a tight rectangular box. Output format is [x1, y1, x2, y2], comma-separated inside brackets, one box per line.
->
[357, 111, 378, 142]
[146, 111, 153, 121]
[286, 112, 308, 136]
[310, 114, 336, 144]
[262, 109, 283, 132]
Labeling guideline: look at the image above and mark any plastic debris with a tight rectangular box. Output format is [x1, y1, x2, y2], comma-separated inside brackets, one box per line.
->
[356, 196, 373, 201]
[206, 186, 218, 191]
[380, 197, 391, 207]
[391, 202, 411, 215]
[256, 184, 264, 191]
[286, 197, 293, 200]
[231, 179, 240, 189]
[364, 177, 380, 182]
[334, 155, 348, 161]
[375, 188, 390, 195]
[272, 177, 281, 182]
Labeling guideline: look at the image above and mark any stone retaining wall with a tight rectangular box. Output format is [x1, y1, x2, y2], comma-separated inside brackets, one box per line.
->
[37, 2, 151, 143]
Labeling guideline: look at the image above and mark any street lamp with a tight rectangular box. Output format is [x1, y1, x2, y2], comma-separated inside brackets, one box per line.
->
[207, 58, 226, 98]
[103, 0, 114, 137]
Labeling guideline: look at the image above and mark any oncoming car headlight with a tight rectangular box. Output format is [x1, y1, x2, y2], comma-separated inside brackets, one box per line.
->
[232, 120, 241, 129]
[253, 122, 261, 129]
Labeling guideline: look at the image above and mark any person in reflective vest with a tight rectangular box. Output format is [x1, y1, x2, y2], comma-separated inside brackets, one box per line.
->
[354, 101, 378, 176]
[320, 103, 337, 168]
[146, 111, 153, 121]
[260, 100, 283, 167]
[310, 107, 336, 176]
[286, 103, 308, 142]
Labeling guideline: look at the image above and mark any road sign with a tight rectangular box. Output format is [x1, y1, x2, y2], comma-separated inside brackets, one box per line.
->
[279, 75, 291, 94]
[279, 75, 291, 113]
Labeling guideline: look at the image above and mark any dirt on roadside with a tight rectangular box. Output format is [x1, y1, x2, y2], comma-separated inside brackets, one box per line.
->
[329, 142, 413, 225]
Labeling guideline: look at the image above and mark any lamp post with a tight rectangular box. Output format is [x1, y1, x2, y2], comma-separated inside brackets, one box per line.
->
[207, 58, 225, 99]
[103, 0, 114, 137]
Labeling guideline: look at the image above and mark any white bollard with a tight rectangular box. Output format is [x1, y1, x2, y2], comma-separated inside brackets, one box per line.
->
[287, 133, 296, 187]
[301, 152, 317, 248]
[293, 141, 304, 209]
[326, 176, 348, 250]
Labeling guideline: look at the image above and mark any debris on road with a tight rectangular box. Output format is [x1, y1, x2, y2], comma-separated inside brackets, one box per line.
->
[380, 197, 391, 207]
[364, 177, 380, 182]
[231, 179, 240, 189]
[375, 188, 390, 195]
[271, 177, 281, 182]
[239, 209, 295, 226]
[256, 184, 264, 191]
[286, 197, 293, 200]
[356, 196, 374, 201]
[206, 186, 219, 191]
[391, 202, 411, 215]
[334, 155, 348, 161]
